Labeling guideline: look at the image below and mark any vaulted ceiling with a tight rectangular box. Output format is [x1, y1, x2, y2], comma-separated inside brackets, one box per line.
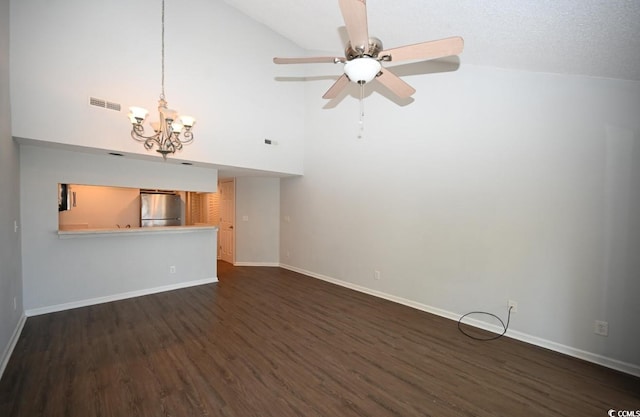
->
[222, 0, 640, 81]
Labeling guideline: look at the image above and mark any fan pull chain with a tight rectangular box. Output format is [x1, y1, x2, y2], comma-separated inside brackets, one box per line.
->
[357, 81, 365, 139]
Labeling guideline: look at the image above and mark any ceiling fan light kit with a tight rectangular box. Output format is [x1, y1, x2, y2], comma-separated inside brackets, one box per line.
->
[344, 57, 381, 84]
[273, 0, 464, 102]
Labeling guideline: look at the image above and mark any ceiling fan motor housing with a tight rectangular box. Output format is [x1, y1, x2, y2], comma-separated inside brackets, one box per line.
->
[272, 0, 463, 100]
[345, 37, 383, 60]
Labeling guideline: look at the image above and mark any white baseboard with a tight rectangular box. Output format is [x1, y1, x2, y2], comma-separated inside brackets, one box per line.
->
[25, 277, 218, 317]
[279, 263, 640, 378]
[234, 262, 280, 267]
[0, 313, 26, 380]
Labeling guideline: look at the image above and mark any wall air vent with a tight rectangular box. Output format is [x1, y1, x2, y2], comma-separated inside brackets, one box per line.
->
[106, 101, 121, 111]
[89, 97, 121, 112]
[89, 97, 106, 107]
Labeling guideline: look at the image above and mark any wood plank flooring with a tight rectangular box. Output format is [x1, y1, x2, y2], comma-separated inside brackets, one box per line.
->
[1, 262, 639, 416]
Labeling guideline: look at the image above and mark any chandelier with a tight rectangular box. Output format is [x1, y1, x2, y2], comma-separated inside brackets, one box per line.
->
[128, 0, 195, 160]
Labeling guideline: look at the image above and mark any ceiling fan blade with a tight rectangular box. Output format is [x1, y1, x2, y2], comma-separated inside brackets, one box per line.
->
[273, 56, 345, 64]
[376, 69, 416, 98]
[339, 0, 370, 54]
[379, 36, 464, 63]
[322, 74, 350, 99]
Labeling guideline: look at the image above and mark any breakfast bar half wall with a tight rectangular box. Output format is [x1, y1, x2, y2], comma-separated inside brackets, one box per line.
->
[19, 144, 219, 314]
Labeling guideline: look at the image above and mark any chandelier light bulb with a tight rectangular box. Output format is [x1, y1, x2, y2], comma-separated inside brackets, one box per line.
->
[160, 107, 178, 122]
[129, 106, 149, 122]
[180, 115, 195, 128]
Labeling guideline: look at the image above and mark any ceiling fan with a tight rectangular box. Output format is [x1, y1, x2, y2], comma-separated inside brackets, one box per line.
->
[273, 0, 464, 101]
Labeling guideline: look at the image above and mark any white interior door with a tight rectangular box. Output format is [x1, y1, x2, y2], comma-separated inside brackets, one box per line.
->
[219, 179, 235, 264]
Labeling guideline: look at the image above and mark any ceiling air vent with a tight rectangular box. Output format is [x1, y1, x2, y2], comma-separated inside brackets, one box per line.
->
[89, 97, 121, 112]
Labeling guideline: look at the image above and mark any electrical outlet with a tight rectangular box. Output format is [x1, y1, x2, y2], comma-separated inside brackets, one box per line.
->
[169, 265, 176, 274]
[13, 296, 17, 311]
[594, 320, 608, 336]
[508, 300, 518, 313]
[374, 270, 381, 280]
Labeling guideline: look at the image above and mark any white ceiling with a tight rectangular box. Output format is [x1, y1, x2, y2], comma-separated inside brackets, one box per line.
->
[222, 0, 640, 81]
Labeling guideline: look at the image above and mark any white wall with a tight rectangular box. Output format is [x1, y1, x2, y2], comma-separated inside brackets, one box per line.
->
[235, 177, 280, 265]
[10, 0, 305, 175]
[20, 145, 219, 311]
[281, 63, 640, 372]
[0, 0, 24, 375]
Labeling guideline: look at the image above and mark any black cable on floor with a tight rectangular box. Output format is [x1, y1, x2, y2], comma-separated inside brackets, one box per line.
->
[457, 306, 513, 341]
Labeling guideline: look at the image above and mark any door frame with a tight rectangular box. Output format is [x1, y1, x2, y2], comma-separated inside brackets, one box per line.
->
[219, 178, 235, 264]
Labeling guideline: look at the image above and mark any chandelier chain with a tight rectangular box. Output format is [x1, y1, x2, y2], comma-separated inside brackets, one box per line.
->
[160, 0, 165, 100]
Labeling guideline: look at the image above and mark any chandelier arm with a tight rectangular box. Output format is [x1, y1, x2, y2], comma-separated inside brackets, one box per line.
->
[165, 138, 177, 153]
[144, 138, 157, 150]
[131, 126, 153, 142]
[180, 130, 194, 145]
[131, 125, 161, 143]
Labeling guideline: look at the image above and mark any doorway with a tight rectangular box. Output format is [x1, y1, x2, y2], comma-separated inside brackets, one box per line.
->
[219, 179, 235, 264]
[186, 179, 235, 264]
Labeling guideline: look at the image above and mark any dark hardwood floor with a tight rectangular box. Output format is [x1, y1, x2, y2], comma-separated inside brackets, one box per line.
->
[1, 262, 638, 416]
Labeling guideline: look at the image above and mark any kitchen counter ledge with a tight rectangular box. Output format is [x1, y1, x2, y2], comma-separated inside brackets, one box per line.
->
[57, 225, 218, 239]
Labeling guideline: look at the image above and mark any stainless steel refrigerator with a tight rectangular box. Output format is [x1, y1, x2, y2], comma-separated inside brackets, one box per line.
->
[140, 192, 182, 227]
